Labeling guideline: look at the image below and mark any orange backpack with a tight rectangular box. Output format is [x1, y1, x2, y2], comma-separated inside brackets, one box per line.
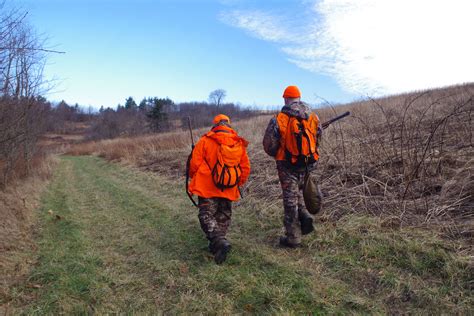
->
[211, 140, 244, 191]
[277, 112, 319, 167]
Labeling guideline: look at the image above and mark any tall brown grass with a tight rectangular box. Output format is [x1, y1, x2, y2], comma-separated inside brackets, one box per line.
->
[67, 83, 474, 240]
[0, 154, 57, 299]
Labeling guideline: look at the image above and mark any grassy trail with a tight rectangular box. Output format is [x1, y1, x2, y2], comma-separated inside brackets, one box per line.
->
[9, 156, 471, 314]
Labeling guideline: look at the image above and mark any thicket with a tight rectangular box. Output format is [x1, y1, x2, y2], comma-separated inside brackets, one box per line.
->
[86, 96, 256, 140]
[0, 3, 54, 187]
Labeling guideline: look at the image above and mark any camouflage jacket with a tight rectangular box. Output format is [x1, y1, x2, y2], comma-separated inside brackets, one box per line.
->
[262, 101, 321, 160]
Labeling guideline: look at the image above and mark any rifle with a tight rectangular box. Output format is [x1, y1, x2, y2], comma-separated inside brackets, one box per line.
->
[321, 111, 350, 130]
[185, 117, 199, 207]
[187, 116, 195, 150]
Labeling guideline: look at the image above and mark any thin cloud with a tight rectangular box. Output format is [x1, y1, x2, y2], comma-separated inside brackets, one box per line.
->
[221, 0, 474, 96]
[218, 0, 245, 5]
[219, 10, 296, 43]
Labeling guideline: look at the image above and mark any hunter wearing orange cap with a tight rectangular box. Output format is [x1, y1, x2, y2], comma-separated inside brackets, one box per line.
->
[263, 85, 322, 248]
[282, 85, 301, 98]
[188, 114, 250, 264]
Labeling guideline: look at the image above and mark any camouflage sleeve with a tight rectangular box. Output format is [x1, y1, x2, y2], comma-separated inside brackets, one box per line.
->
[262, 117, 280, 157]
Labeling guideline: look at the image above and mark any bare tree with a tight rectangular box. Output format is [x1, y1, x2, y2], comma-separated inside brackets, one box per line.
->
[0, 2, 53, 185]
[208, 89, 226, 111]
[1, 14, 47, 97]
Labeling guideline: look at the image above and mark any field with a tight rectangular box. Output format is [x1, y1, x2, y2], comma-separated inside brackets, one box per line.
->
[1, 84, 473, 314]
[68, 84, 474, 233]
[3, 156, 472, 314]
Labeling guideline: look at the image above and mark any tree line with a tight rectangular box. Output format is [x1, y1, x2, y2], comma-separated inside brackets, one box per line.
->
[87, 91, 256, 140]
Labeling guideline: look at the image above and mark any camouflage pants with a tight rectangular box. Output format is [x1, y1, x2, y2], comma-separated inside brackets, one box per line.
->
[277, 162, 315, 244]
[198, 197, 232, 242]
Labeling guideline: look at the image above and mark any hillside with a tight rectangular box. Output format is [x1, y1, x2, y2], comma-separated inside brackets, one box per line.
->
[2, 83, 473, 313]
[69, 83, 474, 234]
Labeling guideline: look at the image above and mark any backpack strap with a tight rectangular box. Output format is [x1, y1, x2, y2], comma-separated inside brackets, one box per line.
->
[295, 120, 304, 156]
[214, 129, 232, 134]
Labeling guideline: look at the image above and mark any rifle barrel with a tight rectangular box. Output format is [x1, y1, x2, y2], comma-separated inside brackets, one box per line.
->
[321, 111, 350, 129]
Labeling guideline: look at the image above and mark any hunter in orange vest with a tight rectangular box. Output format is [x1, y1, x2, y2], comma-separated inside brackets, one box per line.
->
[188, 114, 250, 263]
[263, 86, 322, 248]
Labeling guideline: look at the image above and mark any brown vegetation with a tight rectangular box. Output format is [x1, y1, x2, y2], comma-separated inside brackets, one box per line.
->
[0, 2, 69, 187]
[0, 98, 54, 186]
[0, 155, 57, 301]
[0, 3, 63, 303]
[67, 83, 474, 245]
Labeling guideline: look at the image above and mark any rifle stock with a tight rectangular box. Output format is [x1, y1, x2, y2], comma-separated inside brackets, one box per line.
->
[187, 117, 195, 149]
[186, 117, 198, 207]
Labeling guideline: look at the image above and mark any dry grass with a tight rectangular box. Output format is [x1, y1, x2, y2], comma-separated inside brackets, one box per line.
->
[0, 154, 57, 305]
[66, 126, 211, 177]
[314, 85, 474, 231]
[6, 83, 470, 313]
[67, 84, 474, 243]
[11, 156, 471, 314]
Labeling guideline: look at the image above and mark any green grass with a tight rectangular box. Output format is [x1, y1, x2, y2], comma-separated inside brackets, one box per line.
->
[9, 156, 472, 314]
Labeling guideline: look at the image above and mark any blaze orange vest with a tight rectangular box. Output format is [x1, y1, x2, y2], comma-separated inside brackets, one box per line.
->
[275, 112, 319, 166]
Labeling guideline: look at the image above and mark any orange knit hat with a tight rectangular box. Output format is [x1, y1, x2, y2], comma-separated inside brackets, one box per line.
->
[213, 114, 231, 125]
[283, 85, 301, 98]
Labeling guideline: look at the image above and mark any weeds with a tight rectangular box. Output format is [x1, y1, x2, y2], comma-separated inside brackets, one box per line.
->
[67, 85, 473, 235]
[7, 156, 471, 313]
[53, 84, 474, 313]
[0, 155, 57, 312]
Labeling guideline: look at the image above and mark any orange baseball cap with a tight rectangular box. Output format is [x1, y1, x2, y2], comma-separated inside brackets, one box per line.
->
[283, 85, 301, 98]
[213, 114, 231, 125]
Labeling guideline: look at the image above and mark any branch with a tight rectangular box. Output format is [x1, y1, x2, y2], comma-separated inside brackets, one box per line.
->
[0, 47, 65, 54]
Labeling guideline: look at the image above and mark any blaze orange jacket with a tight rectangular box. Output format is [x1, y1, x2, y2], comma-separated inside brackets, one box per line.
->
[188, 125, 250, 201]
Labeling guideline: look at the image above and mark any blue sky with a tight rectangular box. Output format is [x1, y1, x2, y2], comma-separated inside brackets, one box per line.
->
[18, 0, 474, 109]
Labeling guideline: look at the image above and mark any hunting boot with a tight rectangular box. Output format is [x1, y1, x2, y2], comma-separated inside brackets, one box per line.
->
[208, 240, 217, 254]
[279, 236, 301, 248]
[213, 238, 231, 264]
[299, 213, 314, 235]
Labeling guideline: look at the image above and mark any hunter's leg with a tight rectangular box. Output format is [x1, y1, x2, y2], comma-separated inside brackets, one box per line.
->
[215, 198, 232, 239]
[198, 197, 220, 243]
[277, 164, 302, 245]
[212, 198, 232, 264]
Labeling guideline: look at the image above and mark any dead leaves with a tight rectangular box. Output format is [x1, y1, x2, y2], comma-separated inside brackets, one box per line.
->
[47, 209, 62, 221]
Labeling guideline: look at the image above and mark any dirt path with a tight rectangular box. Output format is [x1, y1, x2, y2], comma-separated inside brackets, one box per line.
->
[5, 156, 471, 314]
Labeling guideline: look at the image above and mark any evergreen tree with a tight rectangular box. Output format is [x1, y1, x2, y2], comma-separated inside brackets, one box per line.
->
[146, 97, 172, 132]
[116, 104, 125, 112]
[138, 97, 149, 112]
[124, 96, 137, 110]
